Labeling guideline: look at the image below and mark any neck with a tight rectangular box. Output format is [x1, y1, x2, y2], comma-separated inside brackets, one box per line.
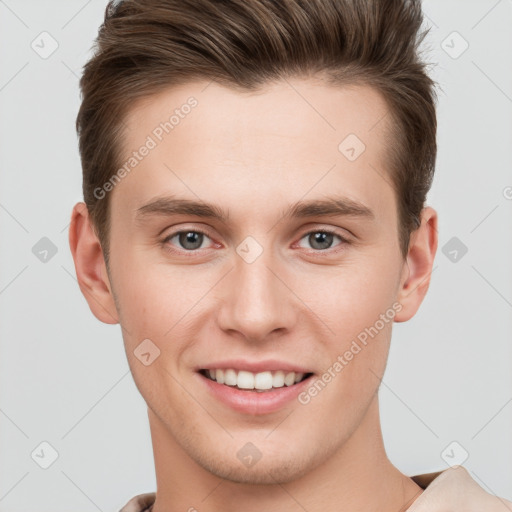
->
[148, 396, 423, 512]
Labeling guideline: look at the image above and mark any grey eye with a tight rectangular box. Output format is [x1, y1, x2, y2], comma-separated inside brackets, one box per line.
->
[166, 231, 210, 251]
[298, 231, 342, 251]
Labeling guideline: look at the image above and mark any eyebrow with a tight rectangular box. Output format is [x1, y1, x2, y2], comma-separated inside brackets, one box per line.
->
[134, 195, 374, 224]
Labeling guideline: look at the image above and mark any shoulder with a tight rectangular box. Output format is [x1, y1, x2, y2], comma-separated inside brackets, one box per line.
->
[119, 492, 156, 512]
[407, 465, 512, 512]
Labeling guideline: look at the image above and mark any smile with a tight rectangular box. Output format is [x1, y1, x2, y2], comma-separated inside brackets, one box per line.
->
[200, 368, 312, 392]
[196, 360, 316, 414]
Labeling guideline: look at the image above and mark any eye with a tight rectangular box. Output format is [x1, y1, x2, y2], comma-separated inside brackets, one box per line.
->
[162, 229, 213, 252]
[161, 227, 350, 255]
[296, 229, 348, 251]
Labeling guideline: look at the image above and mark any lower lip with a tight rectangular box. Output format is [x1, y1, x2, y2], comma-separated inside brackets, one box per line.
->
[197, 372, 314, 415]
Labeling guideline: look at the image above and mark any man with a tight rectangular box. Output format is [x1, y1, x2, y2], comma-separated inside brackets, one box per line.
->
[69, 0, 512, 510]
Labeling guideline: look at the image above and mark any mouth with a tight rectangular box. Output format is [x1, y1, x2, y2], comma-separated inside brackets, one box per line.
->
[199, 368, 314, 392]
[196, 360, 316, 414]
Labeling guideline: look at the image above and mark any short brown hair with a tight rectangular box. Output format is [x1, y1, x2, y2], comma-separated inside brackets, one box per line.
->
[76, 0, 437, 266]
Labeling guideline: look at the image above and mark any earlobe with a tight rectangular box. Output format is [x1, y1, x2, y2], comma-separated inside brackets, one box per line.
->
[68, 202, 119, 324]
[394, 206, 438, 323]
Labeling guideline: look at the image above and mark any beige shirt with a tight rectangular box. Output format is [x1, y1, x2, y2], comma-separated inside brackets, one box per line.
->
[119, 466, 512, 512]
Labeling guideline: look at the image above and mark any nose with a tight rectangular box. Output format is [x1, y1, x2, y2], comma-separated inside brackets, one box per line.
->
[216, 247, 298, 344]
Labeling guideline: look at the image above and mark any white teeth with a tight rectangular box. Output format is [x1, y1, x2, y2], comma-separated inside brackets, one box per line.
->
[272, 370, 285, 388]
[237, 370, 255, 389]
[254, 371, 273, 390]
[206, 368, 308, 390]
[284, 372, 295, 386]
[224, 369, 237, 386]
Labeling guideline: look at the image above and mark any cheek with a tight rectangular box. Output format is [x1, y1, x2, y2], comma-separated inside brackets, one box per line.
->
[310, 253, 401, 338]
[302, 251, 399, 401]
[110, 250, 215, 354]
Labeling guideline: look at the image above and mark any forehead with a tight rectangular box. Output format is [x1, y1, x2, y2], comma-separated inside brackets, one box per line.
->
[112, 77, 396, 224]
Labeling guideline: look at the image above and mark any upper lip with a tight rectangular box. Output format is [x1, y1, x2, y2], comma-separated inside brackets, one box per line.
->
[197, 359, 313, 374]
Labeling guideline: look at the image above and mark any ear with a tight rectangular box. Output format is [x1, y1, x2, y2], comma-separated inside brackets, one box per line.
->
[68, 202, 119, 324]
[394, 206, 438, 322]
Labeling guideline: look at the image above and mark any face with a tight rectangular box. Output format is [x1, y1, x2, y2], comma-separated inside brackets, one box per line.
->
[76, 77, 435, 485]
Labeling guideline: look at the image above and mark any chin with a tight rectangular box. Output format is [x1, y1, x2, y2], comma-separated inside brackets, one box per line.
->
[188, 439, 327, 486]
[202, 457, 310, 485]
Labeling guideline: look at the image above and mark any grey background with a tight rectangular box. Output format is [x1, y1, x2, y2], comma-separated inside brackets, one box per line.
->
[1, 0, 511, 510]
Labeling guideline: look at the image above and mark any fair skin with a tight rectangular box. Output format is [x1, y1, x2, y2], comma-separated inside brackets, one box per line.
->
[69, 77, 438, 512]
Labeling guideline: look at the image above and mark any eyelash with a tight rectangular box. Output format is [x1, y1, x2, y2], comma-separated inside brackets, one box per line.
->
[160, 227, 350, 256]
